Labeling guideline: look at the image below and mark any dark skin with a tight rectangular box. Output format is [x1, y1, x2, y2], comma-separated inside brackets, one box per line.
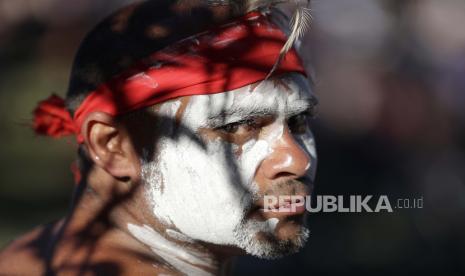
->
[0, 112, 176, 275]
[0, 80, 314, 275]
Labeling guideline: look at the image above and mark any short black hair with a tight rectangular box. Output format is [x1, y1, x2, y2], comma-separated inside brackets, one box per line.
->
[65, 0, 249, 116]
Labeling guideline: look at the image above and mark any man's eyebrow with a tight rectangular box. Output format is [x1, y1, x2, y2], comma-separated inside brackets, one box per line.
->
[285, 97, 318, 118]
[205, 105, 278, 128]
[204, 95, 318, 128]
[303, 95, 319, 114]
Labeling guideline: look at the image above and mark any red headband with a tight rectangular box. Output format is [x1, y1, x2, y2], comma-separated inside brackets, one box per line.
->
[33, 12, 306, 143]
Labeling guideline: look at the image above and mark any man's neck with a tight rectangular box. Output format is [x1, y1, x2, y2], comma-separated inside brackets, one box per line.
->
[66, 182, 232, 275]
[127, 223, 232, 275]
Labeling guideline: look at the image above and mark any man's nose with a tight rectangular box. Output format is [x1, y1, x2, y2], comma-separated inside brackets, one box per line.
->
[261, 125, 311, 180]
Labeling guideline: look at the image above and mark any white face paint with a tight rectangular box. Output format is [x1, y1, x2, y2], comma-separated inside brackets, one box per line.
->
[128, 224, 216, 276]
[132, 73, 317, 262]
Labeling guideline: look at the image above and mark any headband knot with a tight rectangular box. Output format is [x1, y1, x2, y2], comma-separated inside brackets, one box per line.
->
[33, 94, 77, 138]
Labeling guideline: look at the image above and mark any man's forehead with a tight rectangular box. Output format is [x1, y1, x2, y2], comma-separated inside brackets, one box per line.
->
[172, 73, 316, 124]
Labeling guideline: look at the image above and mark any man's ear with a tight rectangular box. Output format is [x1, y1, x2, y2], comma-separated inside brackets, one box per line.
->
[81, 112, 140, 182]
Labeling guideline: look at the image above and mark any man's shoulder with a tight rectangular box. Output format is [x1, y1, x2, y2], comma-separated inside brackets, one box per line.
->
[0, 221, 175, 275]
[0, 222, 59, 274]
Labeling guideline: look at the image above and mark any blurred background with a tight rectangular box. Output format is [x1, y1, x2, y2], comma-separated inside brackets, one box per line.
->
[0, 0, 464, 275]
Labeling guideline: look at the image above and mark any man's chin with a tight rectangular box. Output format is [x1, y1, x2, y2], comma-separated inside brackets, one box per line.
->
[233, 219, 309, 260]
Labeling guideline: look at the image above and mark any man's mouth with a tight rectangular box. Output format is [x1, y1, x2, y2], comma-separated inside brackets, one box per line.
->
[263, 197, 307, 213]
[257, 193, 308, 216]
[250, 194, 309, 221]
[248, 177, 311, 219]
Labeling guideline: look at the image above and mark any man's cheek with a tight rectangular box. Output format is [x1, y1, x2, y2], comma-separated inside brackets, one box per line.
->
[236, 139, 272, 191]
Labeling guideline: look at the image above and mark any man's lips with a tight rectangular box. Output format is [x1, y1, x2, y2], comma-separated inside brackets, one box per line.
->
[250, 177, 311, 218]
[266, 199, 307, 214]
[253, 193, 309, 217]
[262, 198, 307, 214]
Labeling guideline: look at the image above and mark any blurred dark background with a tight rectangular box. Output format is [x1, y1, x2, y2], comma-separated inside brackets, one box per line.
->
[1, 0, 464, 275]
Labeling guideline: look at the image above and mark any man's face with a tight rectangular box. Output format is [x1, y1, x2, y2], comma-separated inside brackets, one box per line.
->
[139, 73, 317, 258]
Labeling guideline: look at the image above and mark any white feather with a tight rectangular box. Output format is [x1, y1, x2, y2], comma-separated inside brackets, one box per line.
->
[206, 0, 312, 77]
[267, 3, 312, 78]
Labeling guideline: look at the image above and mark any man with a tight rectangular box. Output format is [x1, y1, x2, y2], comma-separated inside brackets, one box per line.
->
[0, 0, 317, 275]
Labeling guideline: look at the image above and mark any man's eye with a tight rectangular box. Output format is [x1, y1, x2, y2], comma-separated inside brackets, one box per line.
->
[216, 118, 259, 134]
[219, 122, 241, 133]
[288, 113, 309, 134]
